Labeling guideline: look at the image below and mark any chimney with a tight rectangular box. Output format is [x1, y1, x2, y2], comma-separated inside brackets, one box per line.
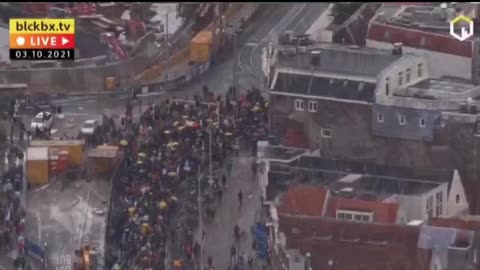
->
[310, 50, 321, 66]
[392, 42, 403, 55]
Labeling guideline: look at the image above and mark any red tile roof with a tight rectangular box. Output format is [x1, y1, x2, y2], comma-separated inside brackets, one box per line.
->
[326, 197, 399, 224]
[277, 185, 329, 216]
[278, 216, 431, 270]
[431, 217, 480, 232]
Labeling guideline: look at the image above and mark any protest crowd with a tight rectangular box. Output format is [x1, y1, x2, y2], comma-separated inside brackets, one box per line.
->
[104, 86, 269, 270]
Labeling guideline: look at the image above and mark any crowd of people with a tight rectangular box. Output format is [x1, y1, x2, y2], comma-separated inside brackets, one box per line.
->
[0, 146, 28, 269]
[104, 86, 269, 270]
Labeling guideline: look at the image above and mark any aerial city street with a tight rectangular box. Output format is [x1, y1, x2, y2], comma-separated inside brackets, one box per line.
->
[1, 2, 480, 270]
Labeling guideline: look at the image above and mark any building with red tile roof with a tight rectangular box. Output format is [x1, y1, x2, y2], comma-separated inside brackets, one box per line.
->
[272, 215, 432, 270]
[277, 185, 330, 217]
[326, 197, 399, 224]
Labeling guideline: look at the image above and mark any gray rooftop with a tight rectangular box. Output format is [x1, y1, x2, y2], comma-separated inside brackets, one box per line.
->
[271, 72, 376, 102]
[377, 4, 477, 35]
[395, 77, 480, 100]
[276, 45, 403, 78]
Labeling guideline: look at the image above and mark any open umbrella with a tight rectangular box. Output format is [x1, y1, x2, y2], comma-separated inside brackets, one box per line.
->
[120, 140, 128, 146]
[225, 132, 233, 136]
[167, 142, 179, 148]
[168, 171, 177, 177]
[182, 115, 189, 119]
[171, 195, 178, 201]
[158, 201, 168, 209]
[138, 152, 146, 158]
[164, 130, 171, 135]
[178, 126, 185, 131]
[137, 160, 144, 165]
[173, 121, 180, 127]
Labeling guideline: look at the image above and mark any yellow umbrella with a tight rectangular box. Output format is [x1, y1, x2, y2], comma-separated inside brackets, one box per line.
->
[168, 171, 177, 177]
[167, 142, 179, 147]
[138, 152, 146, 158]
[158, 201, 168, 209]
[173, 259, 182, 268]
[173, 121, 180, 127]
[164, 130, 171, 135]
[120, 140, 128, 146]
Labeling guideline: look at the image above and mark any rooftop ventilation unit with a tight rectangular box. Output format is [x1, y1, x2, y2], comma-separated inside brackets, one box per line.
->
[392, 42, 403, 56]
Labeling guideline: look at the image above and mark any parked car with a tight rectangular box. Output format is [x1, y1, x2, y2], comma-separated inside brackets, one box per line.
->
[30, 111, 53, 131]
[80, 119, 99, 136]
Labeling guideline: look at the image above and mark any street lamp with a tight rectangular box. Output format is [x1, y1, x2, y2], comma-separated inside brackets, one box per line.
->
[197, 167, 204, 270]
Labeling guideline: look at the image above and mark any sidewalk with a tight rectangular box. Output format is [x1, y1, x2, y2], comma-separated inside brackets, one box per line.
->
[195, 154, 263, 270]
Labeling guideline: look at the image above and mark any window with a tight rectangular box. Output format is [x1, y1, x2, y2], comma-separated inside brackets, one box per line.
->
[456, 194, 460, 204]
[406, 68, 411, 83]
[321, 128, 332, 138]
[427, 196, 434, 219]
[418, 63, 423, 77]
[294, 99, 304, 111]
[398, 72, 403, 86]
[399, 115, 406, 125]
[308, 101, 317, 112]
[385, 77, 390, 96]
[435, 192, 443, 217]
[377, 113, 384, 123]
[336, 210, 374, 222]
[419, 118, 426, 127]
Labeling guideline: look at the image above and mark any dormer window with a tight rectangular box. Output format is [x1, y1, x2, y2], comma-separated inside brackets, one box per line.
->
[336, 210, 374, 222]
[399, 115, 406, 125]
[398, 72, 403, 86]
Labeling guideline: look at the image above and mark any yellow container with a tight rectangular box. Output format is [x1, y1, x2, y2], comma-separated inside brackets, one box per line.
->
[30, 140, 85, 168]
[106, 77, 115, 90]
[26, 147, 49, 186]
[190, 31, 212, 63]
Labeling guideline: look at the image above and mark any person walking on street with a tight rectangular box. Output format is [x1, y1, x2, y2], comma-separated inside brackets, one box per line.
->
[222, 175, 227, 189]
[226, 159, 233, 177]
[217, 189, 223, 203]
[230, 244, 236, 265]
[238, 190, 243, 209]
[234, 224, 240, 242]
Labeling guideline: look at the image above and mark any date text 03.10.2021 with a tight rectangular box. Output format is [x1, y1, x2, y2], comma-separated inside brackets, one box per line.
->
[9, 48, 75, 61]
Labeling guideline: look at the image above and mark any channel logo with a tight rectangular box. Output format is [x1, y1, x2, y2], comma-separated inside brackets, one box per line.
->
[9, 18, 75, 50]
[9, 19, 75, 34]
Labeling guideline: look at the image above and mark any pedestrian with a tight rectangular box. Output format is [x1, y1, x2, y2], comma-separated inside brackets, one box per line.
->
[238, 190, 243, 208]
[207, 256, 213, 269]
[230, 244, 236, 264]
[221, 175, 227, 189]
[234, 224, 240, 242]
[216, 189, 223, 203]
[226, 159, 233, 177]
